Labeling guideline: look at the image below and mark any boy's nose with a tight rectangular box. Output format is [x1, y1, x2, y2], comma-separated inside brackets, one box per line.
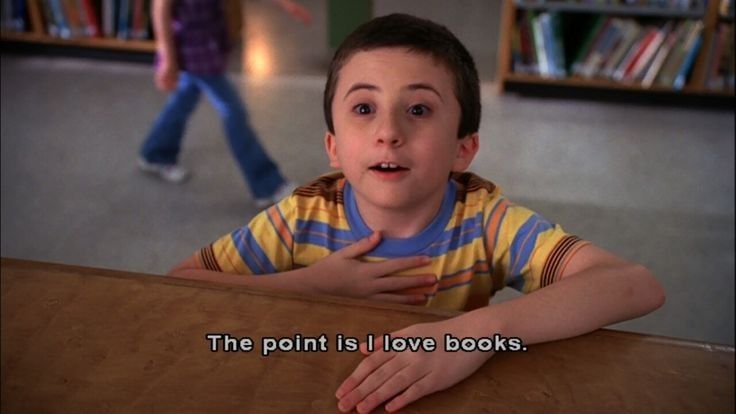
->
[375, 113, 404, 147]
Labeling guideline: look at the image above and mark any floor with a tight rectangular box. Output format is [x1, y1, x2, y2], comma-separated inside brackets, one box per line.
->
[1, 0, 734, 346]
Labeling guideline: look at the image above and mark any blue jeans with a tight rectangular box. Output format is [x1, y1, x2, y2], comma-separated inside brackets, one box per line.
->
[140, 72, 285, 198]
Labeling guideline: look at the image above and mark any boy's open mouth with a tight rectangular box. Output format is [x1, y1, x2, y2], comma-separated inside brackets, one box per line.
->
[369, 162, 410, 172]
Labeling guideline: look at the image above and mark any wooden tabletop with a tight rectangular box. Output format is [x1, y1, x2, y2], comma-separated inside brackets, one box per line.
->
[1, 258, 733, 413]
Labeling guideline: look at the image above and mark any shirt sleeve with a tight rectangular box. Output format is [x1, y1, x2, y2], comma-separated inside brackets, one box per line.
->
[484, 200, 590, 294]
[197, 195, 297, 275]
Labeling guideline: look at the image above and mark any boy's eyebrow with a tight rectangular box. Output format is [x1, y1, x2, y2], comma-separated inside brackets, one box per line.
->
[344, 83, 378, 100]
[406, 83, 444, 102]
[343, 82, 444, 102]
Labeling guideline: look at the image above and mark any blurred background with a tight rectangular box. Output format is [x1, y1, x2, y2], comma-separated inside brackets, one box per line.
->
[1, 0, 734, 346]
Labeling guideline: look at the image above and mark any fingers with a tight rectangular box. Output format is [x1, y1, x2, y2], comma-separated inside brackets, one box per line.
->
[338, 356, 410, 413]
[358, 368, 427, 414]
[373, 274, 437, 293]
[339, 231, 382, 258]
[369, 293, 427, 306]
[336, 350, 395, 401]
[384, 374, 435, 413]
[372, 255, 431, 276]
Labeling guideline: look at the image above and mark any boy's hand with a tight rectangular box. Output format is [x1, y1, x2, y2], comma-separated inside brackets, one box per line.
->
[304, 232, 437, 304]
[335, 319, 493, 413]
[155, 61, 178, 92]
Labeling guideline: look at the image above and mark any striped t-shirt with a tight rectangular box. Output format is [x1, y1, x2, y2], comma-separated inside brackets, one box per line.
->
[198, 172, 589, 311]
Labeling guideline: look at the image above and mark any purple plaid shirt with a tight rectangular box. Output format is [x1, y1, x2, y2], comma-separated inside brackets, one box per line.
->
[168, 0, 231, 75]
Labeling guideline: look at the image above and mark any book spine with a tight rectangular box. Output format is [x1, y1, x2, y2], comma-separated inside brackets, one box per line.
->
[674, 35, 703, 90]
[631, 21, 672, 81]
[621, 28, 657, 81]
[642, 21, 684, 88]
[48, 0, 70, 38]
[602, 20, 640, 79]
[572, 16, 609, 76]
[117, 0, 128, 39]
[81, 0, 100, 36]
[531, 13, 550, 77]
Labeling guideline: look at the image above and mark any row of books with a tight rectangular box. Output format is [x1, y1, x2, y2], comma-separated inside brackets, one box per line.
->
[516, 0, 706, 11]
[0, 0, 151, 40]
[512, 12, 735, 91]
[571, 17, 705, 89]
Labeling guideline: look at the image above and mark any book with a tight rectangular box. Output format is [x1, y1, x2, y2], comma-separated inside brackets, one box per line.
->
[601, 19, 642, 79]
[571, 16, 609, 76]
[619, 26, 658, 82]
[630, 21, 672, 82]
[531, 13, 550, 76]
[81, 0, 100, 37]
[516, 11, 538, 74]
[60, 0, 84, 38]
[102, 0, 114, 37]
[39, 0, 59, 36]
[673, 26, 704, 90]
[47, 0, 71, 38]
[612, 28, 650, 81]
[642, 21, 686, 88]
[10, 0, 26, 31]
[117, 0, 129, 39]
[580, 18, 624, 78]
[539, 12, 566, 78]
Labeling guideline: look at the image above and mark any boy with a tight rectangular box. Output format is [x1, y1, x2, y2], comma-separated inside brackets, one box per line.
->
[169, 14, 665, 413]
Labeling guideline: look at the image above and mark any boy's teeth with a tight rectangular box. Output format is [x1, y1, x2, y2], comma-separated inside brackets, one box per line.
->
[379, 162, 398, 169]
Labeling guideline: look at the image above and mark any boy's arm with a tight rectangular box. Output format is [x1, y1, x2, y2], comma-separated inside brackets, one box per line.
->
[168, 232, 439, 305]
[336, 244, 665, 413]
[151, 0, 177, 91]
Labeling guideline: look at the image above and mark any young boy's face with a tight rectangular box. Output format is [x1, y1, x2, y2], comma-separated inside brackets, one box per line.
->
[325, 47, 478, 213]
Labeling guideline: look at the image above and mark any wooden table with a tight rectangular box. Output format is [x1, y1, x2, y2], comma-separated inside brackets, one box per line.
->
[2, 258, 733, 413]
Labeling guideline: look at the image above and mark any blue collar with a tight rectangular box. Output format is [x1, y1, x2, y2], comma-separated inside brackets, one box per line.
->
[344, 179, 456, 257]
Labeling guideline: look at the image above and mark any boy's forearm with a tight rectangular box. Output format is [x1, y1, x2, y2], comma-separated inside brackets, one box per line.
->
[152, 0, 176, 61]
[457, 264, 665, 344]
[168, 266, 320, 295]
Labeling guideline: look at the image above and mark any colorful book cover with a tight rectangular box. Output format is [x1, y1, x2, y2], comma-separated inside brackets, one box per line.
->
[620, 27, 657, 81]
[117, 0, 129, 39]
[81, 0, 100, 36]
[674, 35, 703, 90]
[631, 21, 672, 81]
[531, 13, 550, 76]
[601, 20, 640, 79]
[642, 21, 686, 88]
[48, 0, 71, 38]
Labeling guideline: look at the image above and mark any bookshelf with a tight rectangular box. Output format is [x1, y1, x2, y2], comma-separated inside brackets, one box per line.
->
[497, 0, 735, 100]
[1, 0, 155, 55]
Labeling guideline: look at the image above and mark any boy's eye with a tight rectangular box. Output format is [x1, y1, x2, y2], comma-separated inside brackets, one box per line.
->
[353, 104, 373, 115]
[409, 105, 430, 116]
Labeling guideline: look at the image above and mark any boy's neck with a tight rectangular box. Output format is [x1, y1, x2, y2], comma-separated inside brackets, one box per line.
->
[352, 187, 447, 239]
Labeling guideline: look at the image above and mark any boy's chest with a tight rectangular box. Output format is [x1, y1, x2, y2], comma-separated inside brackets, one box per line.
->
[292, 224, 492, 311]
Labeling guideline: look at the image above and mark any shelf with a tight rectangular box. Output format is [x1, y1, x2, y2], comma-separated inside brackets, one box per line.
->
[503, 73, 735, 96]
[0, 31, 155, 53]
[497, 0, 735, 103]
[514, 0, 706, 18]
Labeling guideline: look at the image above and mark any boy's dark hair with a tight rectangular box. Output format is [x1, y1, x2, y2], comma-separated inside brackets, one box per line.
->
[323, 13, 481, 138]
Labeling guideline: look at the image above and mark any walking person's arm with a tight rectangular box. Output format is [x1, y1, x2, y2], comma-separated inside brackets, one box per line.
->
[152, 0, 178, 91]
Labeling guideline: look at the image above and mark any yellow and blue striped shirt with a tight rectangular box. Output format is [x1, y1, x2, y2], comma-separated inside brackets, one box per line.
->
[198, 172, 588, 311]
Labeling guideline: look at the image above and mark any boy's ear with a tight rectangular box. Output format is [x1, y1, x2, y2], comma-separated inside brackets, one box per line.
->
[324, 131, 341, 168]
[452, 133, 479, 172]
